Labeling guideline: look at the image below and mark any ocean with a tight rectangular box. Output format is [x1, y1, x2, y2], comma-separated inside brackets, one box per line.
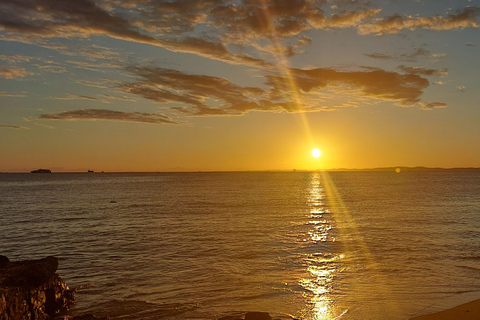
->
[1, 171, 480, 320]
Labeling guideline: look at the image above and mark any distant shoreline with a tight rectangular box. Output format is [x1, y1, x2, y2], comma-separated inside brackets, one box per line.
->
[1, 167, 480, 174]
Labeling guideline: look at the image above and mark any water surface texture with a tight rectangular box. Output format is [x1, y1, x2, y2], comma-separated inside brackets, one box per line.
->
[1, 171, 480, 319]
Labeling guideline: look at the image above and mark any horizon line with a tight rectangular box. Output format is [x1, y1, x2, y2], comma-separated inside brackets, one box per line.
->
[2, 166, 480, 174]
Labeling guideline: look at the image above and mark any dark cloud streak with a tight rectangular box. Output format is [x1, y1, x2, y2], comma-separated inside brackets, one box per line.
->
[39, 109, 176, 124]
[0, 124, 28, 129]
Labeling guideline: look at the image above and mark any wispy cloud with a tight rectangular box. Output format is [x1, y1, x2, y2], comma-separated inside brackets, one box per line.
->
[67, 60, 121, 72]
[0, 66, 32, 79]
[36, 65, 67, 73]
[0, 54, 33, 63]
[419, 102, 447, 110]
[358, 6, 480, 35]
[39, 109, 176, 125]
[366, 48, 435, 62]
[103, 94, 136, 102]
[0, 124, 29, 129]
[76, 79, 111, 89]
[0, 91, 26, 97]
[49, 94, 110, 104]
[365, 52, 394, 60]
[398, 66, 448, 77]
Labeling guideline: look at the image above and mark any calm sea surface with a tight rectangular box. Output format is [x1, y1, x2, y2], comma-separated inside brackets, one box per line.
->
[1, 171, 480, 320]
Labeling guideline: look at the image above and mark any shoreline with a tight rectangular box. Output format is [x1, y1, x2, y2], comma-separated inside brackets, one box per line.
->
[411, 298, 480, 320]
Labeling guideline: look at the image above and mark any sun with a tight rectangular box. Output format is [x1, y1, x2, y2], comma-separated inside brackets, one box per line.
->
[312, 148, 321, 158]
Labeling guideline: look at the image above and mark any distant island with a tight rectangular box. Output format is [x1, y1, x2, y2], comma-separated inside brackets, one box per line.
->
[30, 169, 52, 173]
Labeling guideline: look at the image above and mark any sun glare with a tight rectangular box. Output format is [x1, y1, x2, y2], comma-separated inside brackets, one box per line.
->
[312, 148, 321, 158]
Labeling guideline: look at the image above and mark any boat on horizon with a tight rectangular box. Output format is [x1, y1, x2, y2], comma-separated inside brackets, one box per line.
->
[31, 169, 52, 173]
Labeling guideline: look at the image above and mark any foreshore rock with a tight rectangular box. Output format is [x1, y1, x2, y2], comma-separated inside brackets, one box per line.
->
[0, 255, 75, 320]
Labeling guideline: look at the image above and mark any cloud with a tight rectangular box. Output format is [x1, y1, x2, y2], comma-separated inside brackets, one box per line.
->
[50, 94, 110, 103]
[419, 102, 447, 110]
[1, 0, 477, 69]
[76, 79, 110, 89]
[103, 94, 136, 102]
[0, 0, 156, 42]
[1, 54, 67, 78]
[37, 65, 67, 73]
[0, 54, 33, 63]
[0, 0, 272, 67]
[67, 60, 121, 72]
[267, 67, 436, 107]
[399, 66, 448, 77]
[121, 64, 445, 115]
[0, 0, 383, 67]
[253, 36, 312, 58]
[431, 53, 447, 60]
[0, 91, 26, 97]
[308, 9, 381, 29]
[0, 66, 32, 79]
[366, 48, 433, 62]
[0, 124, 28, 129]
[358, 6, 480, 35]
[39, 109, 176, 124]
[121, 66, 272, 116]
[365, 53, 394, 60]
[401, 48, 430, 62]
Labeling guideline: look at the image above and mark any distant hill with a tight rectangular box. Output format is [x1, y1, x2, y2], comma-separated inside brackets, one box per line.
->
[326, 166, 480, 172]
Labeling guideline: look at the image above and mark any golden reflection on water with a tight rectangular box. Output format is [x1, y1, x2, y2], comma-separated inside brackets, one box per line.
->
[299, 171, 402, 320]
[300, 172, 345, 320]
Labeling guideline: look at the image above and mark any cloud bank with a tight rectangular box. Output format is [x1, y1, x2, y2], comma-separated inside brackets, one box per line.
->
[358, 6, 480, 35]
[118, 65, 446, 117]
[2, 0, 467, 126]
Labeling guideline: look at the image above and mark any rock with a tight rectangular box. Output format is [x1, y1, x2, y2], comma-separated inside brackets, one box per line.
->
[0, 256, 75, 320]
[1, 256, 58, 288]
[245, 312, 272, 320]
[0, 256, 9, 268]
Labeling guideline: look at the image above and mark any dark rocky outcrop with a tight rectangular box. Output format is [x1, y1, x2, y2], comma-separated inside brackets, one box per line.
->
[244, 312, 272, 320]
[0, 255, 75, 320]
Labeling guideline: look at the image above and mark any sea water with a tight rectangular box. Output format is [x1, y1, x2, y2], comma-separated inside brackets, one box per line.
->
[1, 171, 480, 320]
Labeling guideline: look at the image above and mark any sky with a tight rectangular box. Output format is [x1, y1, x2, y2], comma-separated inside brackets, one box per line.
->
[1, 0, 479, 172]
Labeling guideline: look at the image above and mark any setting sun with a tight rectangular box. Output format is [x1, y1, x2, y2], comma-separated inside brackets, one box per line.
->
[312, 148, 321, 158]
